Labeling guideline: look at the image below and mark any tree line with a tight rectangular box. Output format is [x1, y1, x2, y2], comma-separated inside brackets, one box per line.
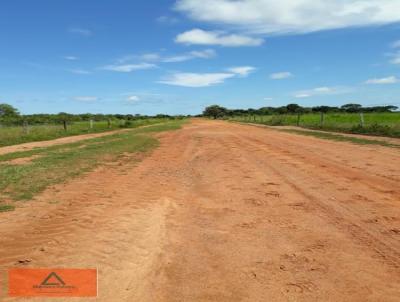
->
[203, 103, 399, 119]
[0, 103, 178, 126]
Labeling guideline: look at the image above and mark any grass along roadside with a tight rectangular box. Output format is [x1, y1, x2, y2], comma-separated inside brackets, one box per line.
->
[280, 128, 400, 148]
[0, 120, 185, 211]
[230, 112, 400, 138]
[0, 118, 176, 147]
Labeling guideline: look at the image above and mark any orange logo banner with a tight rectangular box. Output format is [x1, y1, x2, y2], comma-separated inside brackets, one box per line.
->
[8, 268, 97, 297]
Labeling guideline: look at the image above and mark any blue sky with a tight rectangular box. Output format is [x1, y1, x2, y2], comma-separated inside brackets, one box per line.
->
[1, 0, 400, 115]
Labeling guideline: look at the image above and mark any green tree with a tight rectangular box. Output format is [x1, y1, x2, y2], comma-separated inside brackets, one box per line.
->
[286, 103, 302, 113]
[0, 103, 20, 118]
[312, 106, 335, 113]
[341, 103, 362, 113]
[203, 105, 228, 119]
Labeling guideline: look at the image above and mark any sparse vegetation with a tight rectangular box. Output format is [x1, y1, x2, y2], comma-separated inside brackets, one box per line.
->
[280, 129, 400, 148]
[0, 204, 15, 212]
[0, 120, 185, 207]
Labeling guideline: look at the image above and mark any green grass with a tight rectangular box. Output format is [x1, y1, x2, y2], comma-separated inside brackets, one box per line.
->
[280, 129, 400, 148]
[0, 204, 15, 212]
[0, 118, 172, 147]
[0, 120, 185, 208]
[230, 112, 400, 137]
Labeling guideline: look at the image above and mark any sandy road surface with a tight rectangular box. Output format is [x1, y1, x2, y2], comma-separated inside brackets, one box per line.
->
[0, 119, 399, 301]
[0, 129, 132, 155]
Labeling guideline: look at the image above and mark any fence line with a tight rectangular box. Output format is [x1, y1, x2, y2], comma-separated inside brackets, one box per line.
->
[230, 112, 400, 137]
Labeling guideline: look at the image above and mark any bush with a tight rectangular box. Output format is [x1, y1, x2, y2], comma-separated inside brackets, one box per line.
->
[350, 123, 393, 136]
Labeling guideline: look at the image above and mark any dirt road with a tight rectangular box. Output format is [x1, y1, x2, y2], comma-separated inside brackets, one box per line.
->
[0, 129, 132, 155]
[1, 119, 399, 301]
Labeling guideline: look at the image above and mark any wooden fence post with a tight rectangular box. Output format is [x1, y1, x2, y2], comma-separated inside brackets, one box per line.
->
[107, 119, 111, 128]
[23, 120, 29, 134]
[296, 113, 301, 126]
[320, 112, 325, 127]
[359, 112, 365, 127]
[63, 120, 67, 131]
[89, 119, 93, 129]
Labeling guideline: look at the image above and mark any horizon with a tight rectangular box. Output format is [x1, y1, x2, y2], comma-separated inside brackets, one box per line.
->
[2, 1, 400, 115]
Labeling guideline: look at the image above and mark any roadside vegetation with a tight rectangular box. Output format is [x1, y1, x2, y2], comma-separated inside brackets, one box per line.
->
[0, 103, 186, 147]
[0, 120, 185, 211]
[280, 129, 400, 148]
[203, 104, 400, 138]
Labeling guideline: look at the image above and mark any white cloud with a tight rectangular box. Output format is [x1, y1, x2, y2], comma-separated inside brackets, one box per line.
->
[175, 0, 400, 35]
[126, 95, 140, 103]
[313, 87, 333, 93]
[131, 49, 216, 64]
[140, 53, 161, 61]
[102, 63, 157, 73]
[264, 97, 273, 101]
[295, 93, 311, 99]
[163, 49, 216, 62]
[159, 72, 235, 87]
[294, 86, 349, 98]
[175, 29, 263, 47]
[189, 49, 217, 59]
[159, 64, 256, 87]
[227, 66, 256, 77]
[270, 71, 293, 80]
[69, 69, 92, 75]
[162, 55, 194, 63]
[64, 56, 79, 61]
[74, 96, 98, 102]
[365, 76, 399, 84]
[392, 57, 400, 65]
[69, 28, 92, 36]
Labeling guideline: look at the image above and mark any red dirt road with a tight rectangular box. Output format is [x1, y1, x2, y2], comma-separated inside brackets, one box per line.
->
[0, 119, 399, 301]
[0, 129, 131, 155]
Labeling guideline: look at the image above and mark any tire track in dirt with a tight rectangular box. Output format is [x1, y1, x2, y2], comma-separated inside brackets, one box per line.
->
[0, 119, 399, 301]
[231, 130, 400, 268]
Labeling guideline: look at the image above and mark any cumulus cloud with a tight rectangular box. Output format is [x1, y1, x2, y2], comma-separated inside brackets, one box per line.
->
[159, 65, 256, 87]
[365, 76, 399, 84]
[175, 29, 263, 47]
[270, 72, 293, 80]
[74, 96, 98, 102]
[102, 63, 157, 73]
[159, 72, 235, 87]
[175, 0, 400, 35]
[227, 66, 256, 77]
[294, 86, 349, 98]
